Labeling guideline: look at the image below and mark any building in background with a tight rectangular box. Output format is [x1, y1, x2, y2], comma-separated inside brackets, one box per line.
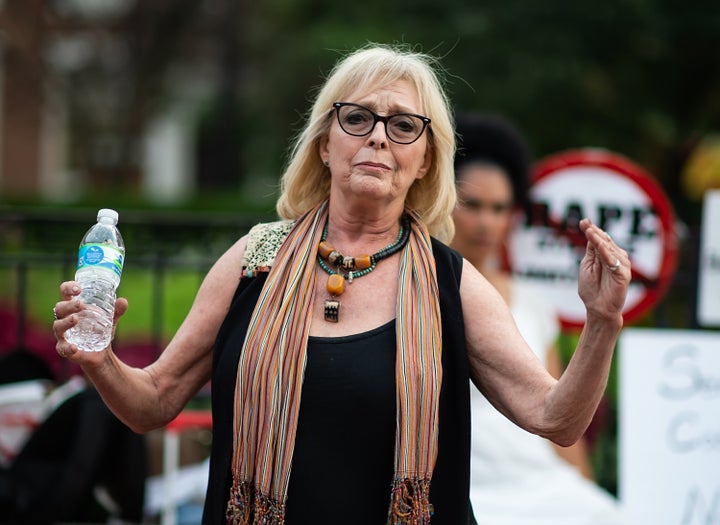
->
[0, 0, 244, 204]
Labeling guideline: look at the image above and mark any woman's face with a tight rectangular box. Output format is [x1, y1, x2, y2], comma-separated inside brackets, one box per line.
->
[319, 80, 431, 207]
[451, 163, 515, 266]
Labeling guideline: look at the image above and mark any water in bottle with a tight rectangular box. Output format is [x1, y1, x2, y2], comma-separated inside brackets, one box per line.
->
[65, 208, 125, 351]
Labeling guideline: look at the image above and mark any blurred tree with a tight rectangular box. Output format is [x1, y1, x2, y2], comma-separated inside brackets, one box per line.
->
[0, 0, 50, 196]
[59, 0, 206, 195]
[196, 0, 243, 190]
[232, 0, 720, 228]
[2, 0, 718, 223]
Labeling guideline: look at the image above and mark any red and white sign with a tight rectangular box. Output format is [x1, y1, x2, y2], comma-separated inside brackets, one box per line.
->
[509, 149, 678, 329]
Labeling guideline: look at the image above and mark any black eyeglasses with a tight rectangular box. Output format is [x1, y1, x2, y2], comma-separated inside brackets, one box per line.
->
[332, 102, 431, 145]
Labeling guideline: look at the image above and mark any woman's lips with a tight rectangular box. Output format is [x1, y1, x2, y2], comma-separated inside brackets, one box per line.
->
[357, 161, 390, 171]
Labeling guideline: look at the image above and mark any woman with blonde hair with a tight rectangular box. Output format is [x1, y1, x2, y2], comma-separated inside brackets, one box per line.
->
[53, 44, 630, 525]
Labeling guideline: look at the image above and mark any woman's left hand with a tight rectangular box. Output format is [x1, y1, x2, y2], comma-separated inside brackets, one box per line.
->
[577, 218, 631, 322]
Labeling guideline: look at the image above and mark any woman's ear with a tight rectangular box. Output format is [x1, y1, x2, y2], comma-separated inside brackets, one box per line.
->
[416, 147, 432, 180]
[319, 135, 329, 165]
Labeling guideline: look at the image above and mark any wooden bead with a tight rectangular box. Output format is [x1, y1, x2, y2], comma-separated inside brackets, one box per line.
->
[326, 273, 345, 296]
[318, 241, 334, 259]
[354, 254, 372, 270]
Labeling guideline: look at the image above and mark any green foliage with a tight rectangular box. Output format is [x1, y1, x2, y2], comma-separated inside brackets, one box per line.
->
[114, 267, 201, 343]
[0, 264, 203, 346]
[228, 0, 720, 229]
[16, 0, 718, 229]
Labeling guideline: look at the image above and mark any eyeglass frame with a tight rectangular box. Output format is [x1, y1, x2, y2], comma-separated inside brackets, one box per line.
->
[331, 102, 432, 145]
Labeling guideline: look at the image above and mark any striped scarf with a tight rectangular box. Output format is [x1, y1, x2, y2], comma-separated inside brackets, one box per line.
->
[226, 200, 442, 525]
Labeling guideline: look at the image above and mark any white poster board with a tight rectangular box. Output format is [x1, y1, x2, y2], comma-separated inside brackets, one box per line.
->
[619, 329, 720, 524]
[698, 190, 720, 327]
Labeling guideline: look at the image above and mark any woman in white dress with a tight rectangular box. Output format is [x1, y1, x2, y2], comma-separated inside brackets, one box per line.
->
[451, 113, 632, 525]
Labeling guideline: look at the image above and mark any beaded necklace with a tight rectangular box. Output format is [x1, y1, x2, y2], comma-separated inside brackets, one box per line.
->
[317, 214, 411, 322]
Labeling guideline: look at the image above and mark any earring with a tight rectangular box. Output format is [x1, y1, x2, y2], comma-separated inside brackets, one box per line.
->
[323, 160, 329, 167]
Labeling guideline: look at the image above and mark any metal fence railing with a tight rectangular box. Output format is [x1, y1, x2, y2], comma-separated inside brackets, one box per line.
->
[0, 208, 270, 375]
[0, 206, 705, 368]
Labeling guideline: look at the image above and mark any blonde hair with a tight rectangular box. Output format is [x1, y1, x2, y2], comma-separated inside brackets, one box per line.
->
[275, 43, 457, 243]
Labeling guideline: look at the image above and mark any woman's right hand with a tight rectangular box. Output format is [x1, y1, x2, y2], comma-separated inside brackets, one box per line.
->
[52, 281, 128, 364]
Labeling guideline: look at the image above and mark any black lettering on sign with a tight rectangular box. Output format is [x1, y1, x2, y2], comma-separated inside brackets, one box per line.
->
[631, 206, 658, 238]
[525, 201, 550, 227]
[598, 205, 622, 232]
[561, 202, 584, 233]
[514, 266, 578, 281]
[524, 201, 659, 238]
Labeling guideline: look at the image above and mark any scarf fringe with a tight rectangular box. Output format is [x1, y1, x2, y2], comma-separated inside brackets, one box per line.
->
[387, 478, 434, 525]
[226, 482, 286, 525]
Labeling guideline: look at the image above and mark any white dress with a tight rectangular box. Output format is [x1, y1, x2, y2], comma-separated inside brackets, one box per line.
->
[469, 279, 631, 525]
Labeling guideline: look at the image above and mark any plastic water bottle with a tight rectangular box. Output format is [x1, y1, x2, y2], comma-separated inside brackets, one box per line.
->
[65, 208, 125, 351]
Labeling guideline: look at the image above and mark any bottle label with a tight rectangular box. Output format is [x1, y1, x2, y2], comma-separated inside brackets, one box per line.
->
[77, 243, 124, 278]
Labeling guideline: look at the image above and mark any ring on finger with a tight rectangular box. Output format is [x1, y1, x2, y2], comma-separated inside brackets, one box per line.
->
[607, 258, 621, 271]
[53, 307, 58, 320]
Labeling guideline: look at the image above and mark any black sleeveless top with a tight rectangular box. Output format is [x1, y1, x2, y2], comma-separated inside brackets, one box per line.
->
[203, 238, 472, 524]
[286, 320, 398, 524]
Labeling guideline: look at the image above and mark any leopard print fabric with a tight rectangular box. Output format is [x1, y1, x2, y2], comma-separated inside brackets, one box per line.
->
[240, 219, 295, 278]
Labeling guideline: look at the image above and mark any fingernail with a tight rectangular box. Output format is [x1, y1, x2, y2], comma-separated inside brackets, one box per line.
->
[72, 286, 79, 293]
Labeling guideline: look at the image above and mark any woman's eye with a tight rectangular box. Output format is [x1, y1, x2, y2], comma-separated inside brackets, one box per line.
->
[346, 111, 370, 125]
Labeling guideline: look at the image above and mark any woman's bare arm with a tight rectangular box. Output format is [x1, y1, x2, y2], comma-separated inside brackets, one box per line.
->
[546, 344, 596, 480]
[53, 236, 249, 433]
[463, 219, 630, 446]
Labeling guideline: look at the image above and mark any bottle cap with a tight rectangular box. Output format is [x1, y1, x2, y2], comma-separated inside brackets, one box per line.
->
[97, 208, 119, 223]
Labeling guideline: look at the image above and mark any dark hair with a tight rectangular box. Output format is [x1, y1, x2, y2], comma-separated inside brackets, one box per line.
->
[453, 112, 533, 207]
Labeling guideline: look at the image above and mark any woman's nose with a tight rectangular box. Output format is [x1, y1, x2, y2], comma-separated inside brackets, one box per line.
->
[366, 121, 389, 148]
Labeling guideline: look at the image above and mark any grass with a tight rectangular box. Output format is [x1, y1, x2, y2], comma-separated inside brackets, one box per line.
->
[0, 190, 277, 345]
[114, 267, 204, 343]
[1, 264, 205, 346]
